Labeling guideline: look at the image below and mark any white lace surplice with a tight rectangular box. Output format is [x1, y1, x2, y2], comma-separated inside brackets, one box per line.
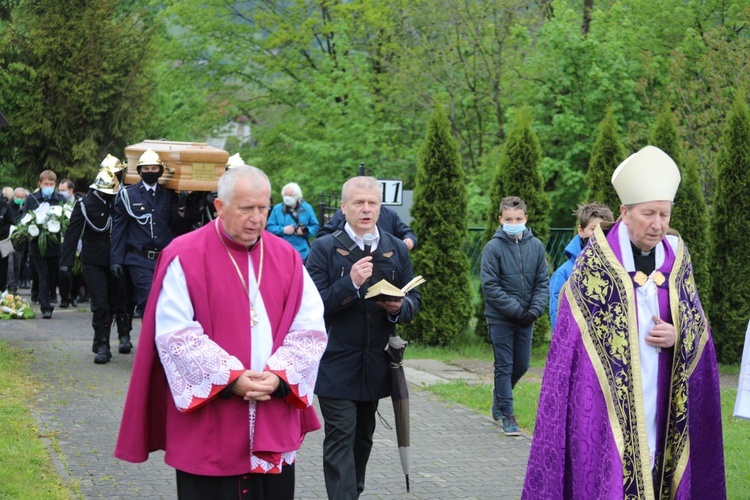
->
[155, 255, 326, 472]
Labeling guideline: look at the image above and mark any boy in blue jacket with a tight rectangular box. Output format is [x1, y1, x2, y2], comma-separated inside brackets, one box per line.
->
[548, 203, 613, 329]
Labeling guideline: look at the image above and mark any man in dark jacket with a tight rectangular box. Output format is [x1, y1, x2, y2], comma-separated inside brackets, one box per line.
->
[306, 176, 421, 500]
[318, 204, 417, 250]
[481, 196, 549, 436]
[60, 156, 131, 364]
[23, 170, 66, 319]
[0, 194, 12, 292]
[110, 149, 189, 318]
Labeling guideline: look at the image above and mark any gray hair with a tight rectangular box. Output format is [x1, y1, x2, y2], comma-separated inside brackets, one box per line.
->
[341, 176, 381, 204]
[281, 182, 303, 200]
[217, 165, 271, 205]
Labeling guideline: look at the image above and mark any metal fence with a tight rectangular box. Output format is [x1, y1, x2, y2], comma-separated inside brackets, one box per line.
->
[316, 193, 574, 276]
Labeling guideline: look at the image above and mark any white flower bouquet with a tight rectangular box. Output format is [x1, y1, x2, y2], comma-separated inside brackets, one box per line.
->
[10, 202, 72, 256]
[0, 291, 35, 319]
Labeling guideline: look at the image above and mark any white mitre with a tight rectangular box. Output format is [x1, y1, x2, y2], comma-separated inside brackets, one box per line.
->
[611, 145, 681, 205]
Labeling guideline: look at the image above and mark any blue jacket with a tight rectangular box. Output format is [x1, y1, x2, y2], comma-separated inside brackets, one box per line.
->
[481, 227, 549, 325]
[266, 200, 319, 259]
[548, 235, 583, 329]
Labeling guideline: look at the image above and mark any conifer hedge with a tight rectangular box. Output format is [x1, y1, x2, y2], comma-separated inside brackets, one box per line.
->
[405, 103, 473, 346]
[711, 94, 750, 364]
[586, 106, 625, 211]
[474, 109, 551, 345]
[650, 104, 712, 298]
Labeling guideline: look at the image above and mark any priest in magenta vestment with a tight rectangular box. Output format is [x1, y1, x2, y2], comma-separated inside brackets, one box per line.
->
[115, 165, 327, 500]
[523, 146, 725, 499]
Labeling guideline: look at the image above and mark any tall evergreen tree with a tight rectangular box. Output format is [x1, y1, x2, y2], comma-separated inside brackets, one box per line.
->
[711, 93, 750, 364]
[405, 102, 473, 346]
[0, 0, 156, 185]
[649, 104, 711, 297]
[474, 109, 551, 344]
[586, 105, 625, 211]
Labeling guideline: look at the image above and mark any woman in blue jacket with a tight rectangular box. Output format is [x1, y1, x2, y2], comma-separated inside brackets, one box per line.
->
[266, 182, 319, 260]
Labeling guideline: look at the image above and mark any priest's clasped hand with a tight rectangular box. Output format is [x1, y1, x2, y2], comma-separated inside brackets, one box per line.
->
[645, 315, 676, 349]
[232, 370, 281, 402]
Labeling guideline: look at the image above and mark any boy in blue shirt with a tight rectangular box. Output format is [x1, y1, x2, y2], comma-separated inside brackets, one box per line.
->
[548, 203, 613, 329]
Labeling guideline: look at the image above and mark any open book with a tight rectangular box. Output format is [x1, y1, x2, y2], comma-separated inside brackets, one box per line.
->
[364, 275, 426, 301]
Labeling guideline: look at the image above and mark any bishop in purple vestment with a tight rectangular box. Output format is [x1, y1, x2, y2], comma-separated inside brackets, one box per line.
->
[523, 146, 725, 499]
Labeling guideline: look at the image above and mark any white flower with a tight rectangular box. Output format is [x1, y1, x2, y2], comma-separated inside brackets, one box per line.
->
[50, 205, 63, 217]
[20, 213, 33, 225]
[36, 202, 51, 214]
[35, 211, 49, 225]
[47, 219, 61, 233]
[63, 206, 73, 218]
[28, 225, 40, 237]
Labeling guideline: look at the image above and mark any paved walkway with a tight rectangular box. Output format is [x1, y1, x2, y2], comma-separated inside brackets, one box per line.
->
[1, 296, 531, 499]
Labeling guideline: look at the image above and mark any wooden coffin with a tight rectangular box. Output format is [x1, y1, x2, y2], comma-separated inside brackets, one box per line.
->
[124, 140, 229, 192]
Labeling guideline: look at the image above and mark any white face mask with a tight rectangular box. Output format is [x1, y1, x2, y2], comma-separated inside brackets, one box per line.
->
[283, 196, 297, 208]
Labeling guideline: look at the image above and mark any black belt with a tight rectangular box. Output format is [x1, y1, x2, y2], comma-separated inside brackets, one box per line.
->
[131, 248, 161, 259]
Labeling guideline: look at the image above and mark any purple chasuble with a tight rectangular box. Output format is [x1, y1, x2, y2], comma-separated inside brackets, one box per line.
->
[523, 221, 725, 499]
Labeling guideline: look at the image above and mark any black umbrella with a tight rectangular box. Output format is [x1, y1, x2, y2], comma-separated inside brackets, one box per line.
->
[386, 334, 410, 492]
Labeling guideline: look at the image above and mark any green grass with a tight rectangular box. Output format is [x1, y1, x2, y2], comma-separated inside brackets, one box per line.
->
[406, 332, 550, 369]
[721, 388, 750, 499]
[0, 341, 73, 499]
[429, 380, 541, 433]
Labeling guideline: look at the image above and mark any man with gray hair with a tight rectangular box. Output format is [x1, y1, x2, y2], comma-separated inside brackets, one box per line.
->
[306, 176, 422, 499]
[524, 146, 725, 498]
[116, 165, 327, 499]
[266, 181, 319, 261]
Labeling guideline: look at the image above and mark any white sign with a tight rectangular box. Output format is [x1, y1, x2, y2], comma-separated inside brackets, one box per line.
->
[379, 179, 403, 206]
[734, 320, 750, 420]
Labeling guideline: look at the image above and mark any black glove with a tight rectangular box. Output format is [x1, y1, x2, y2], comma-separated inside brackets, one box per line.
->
[110, 264, 123, 278]
[59, 266, 71, 279]
[518, 311, 537, 327]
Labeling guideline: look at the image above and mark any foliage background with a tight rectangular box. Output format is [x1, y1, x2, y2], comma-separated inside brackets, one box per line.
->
[2, 0, 750, 356]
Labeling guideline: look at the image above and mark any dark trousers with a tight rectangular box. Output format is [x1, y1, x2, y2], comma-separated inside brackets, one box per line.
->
[128, 264, 154, 314]
[0, 254, 7, 292]
[30, 253, 60, 312]
[175, 464, 294, 500]
[319, 397, 378, 500]
[489, 322, 533, 416]
[84, 264, 126, 328]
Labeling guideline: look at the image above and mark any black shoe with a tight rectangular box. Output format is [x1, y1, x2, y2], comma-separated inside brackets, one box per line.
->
[94, 345, 112, 364]
[31, 293, 38, 303]
[20, 281, 30, 289]
[118, 337, 133, 354]
[50, 297, 58, 305]
[42, 310, 53, 319]
[71, 298, 78, 307]
[60, 300, 70, 308]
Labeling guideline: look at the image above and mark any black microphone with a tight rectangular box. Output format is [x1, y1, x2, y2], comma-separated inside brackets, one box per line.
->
[363, 233, 374, 257]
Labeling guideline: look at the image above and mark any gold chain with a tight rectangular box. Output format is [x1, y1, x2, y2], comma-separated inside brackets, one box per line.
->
[215, 220, 264, 325]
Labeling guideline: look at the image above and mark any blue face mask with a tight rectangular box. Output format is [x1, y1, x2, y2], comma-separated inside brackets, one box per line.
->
[503, 223, 526, 237]
[41, 186, 54, 198]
